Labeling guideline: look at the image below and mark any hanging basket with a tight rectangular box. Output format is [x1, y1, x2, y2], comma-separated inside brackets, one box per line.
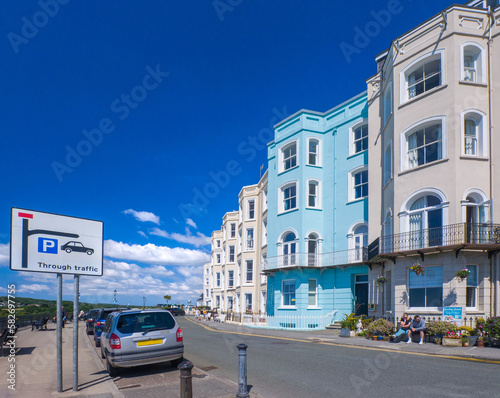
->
[455, 268, 470, 282]
[410, 263, 425, 276]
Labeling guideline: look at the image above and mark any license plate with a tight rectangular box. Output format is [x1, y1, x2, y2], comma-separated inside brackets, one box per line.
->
[137, 339, 163, 346]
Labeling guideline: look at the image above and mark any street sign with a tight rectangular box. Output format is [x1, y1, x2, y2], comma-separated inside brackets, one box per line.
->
[10, 208, 103, 276]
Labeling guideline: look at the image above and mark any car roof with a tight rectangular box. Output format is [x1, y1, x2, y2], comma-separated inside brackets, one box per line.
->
[115, 309, 172, 316]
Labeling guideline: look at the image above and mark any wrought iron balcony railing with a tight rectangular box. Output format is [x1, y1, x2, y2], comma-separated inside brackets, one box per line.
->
[263, 247, 368, 270]
[377, 222, 500, 255]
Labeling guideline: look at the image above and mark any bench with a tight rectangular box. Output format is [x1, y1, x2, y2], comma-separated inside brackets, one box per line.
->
[215, 314, 226, 323]
[0, 326, 18, 356]
[31, 317, 49, 331]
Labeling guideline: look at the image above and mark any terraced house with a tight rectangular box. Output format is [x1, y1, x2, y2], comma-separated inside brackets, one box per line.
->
[366, 0, 500, 323]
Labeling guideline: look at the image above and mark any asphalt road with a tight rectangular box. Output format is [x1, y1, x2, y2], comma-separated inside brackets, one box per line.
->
[179, 317, 500, 398]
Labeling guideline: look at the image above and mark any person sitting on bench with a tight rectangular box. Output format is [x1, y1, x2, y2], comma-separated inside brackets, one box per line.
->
[407, 315, 426, 345]
[393, 313, 411, 341]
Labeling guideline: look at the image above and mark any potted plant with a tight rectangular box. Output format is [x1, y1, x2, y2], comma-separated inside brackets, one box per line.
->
[484, 316, 500, 346]
[476, 336, 485, 347]
[455, 268, 470, 282]
[434, 337, 442, 345]
[340, 314, 357, 337]
[427, 320, 456, 343]
[366, 318, 393, 340]
[461, 335, 470, 347]
[459, 326, 477, 346]
[376, 276, 390, 287]
[442, 331, 462, 346]
[410, 263, 425, 276]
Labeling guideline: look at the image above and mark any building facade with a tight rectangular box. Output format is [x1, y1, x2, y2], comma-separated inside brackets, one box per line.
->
[264, 93, 370, 324]
[366, 1, 500, 322]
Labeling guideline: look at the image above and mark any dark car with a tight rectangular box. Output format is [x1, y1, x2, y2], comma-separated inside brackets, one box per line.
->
[86, 309, 100, 335]
[167, 307, 185, 316]
[94, 308, 130, 347]
[100, 309, 183, 377]
[61, 241, 94, 255]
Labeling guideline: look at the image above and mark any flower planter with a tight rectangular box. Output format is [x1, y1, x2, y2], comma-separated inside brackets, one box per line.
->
[476, 339, 485, 347]
[442, 338, 462, 347]
[340, 328, 354, 337]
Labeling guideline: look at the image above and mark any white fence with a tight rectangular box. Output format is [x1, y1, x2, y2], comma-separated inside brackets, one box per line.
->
[239, 311, 336, 331]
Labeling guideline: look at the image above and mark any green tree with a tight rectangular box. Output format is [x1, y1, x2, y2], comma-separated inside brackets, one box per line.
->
[163, 295, 171, 307]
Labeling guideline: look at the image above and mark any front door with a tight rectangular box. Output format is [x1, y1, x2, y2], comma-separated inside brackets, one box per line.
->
[354, 274, 368, 316]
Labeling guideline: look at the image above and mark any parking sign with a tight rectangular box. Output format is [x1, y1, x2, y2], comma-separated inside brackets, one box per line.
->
[10, 208, 104, 276]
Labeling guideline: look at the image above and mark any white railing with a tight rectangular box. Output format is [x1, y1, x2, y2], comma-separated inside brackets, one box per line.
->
[263, 249, 368, 270]
[236, 311, 337, 330]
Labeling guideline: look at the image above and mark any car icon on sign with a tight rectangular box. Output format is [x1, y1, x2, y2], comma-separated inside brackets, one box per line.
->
[61, 241, 94, 255]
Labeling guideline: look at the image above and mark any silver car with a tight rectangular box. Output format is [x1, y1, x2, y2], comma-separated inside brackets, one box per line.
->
[100, 309, 184, 376]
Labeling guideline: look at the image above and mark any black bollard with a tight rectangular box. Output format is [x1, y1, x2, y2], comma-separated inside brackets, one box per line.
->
[178, 360, 194, 398]
[236, 344, 249, 398]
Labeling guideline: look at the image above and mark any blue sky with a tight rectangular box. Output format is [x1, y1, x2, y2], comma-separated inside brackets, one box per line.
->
[0, 0, 453, 306]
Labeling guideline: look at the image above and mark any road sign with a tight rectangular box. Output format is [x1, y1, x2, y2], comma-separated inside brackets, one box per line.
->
[10, 208, 103, 276]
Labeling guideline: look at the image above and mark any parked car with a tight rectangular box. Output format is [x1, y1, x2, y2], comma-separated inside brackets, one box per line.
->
[86, 309, 100, 335]
[167, 307, 185, 316]
[100, 309, 184, 377]
[94, 307, 129, 347]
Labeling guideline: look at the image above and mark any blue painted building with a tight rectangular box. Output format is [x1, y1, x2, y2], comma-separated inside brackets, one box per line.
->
[264, 92, 369, 327]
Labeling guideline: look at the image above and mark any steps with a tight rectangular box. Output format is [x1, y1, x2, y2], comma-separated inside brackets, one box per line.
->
[325, 321, 342, 330]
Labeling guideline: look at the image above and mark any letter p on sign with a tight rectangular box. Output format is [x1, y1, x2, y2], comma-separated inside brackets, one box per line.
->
[38, 237, 58, 254]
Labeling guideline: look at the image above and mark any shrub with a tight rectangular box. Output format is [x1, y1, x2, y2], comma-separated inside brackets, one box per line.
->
[340, 313, 358, 330]
[459, 326, 476, 336]
[484, 317, 500, 339]
[426, 321, 457, 336]
[366, 318, 394, 336]
[476, 317, 486, 335]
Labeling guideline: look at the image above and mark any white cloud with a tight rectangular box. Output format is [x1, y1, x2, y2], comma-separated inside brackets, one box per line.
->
[138, 231, 147, 238]
[0, 243, 9, 266]
[186, 218, 197, 229]
[104, 240, 210, 266]
[150, 228, 211, 248]
[18, 284, 51, 293]
[123, 209, 160, 225]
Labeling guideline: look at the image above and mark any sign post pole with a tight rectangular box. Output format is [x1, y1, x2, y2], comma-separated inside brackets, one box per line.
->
[57, 273, 63, 393]
[73, 275, 79, 391]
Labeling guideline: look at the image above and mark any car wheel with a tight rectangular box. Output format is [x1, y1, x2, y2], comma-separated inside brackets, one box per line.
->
[87, 250, 93, 255]
[101, 347, 106, 359]
[86, 327, 90, 335]
[95, 338, 100, 347]
[65, 248, 72, 253]
[171, 357, 184, 367]
[107, 359, 119, 377]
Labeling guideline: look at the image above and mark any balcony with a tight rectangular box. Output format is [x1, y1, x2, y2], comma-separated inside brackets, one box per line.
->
[263, 248, 368, 271]
[370, 223, 500, 261]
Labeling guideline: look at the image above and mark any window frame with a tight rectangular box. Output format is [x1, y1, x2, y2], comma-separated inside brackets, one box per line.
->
[461, 110, 486, 157]
[279, 181, 298, 213]
[244, 293, 253, 312]
[306, 179, 321, 209]
[246, 228, 254, 251]
[228, 270, 234, 288]
[245, 260, 253, 284]
[400, 50, 445, 104]
[307, 137, 321, 166]
[383, 140, 392, 185]
[400, 116, 446, 171]
[460, 42, 485, 84]
[408, 265, 443, 310]
[466, 265, 478, 310]
[229, 245, 235, 263]
[282, 279, 296, 308]
[350, 121, 369, 156]
[308, 279, 318, 308]
[216, 272, 221, 288]
[280, 140, 298, 173]
[349, 166, 368, 201]
[247, 199, 255, 220]
[230, 223, 236, 239]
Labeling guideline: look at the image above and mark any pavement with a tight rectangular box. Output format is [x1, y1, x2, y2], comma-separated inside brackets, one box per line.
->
[2, 317, 499, 398]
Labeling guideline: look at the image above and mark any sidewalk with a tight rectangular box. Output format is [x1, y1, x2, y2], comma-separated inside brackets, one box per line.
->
[191, 316, 500, 363]
[1, 321, 257, 398]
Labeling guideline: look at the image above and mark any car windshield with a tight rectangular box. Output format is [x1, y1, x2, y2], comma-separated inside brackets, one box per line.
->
[116, 313, 175, 334]
[100, 310, 115, 319]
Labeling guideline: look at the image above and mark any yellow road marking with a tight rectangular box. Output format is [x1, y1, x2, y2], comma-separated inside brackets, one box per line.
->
[184, 317, 500, 365]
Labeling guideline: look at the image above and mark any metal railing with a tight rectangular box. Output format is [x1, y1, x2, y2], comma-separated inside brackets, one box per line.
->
[378, 223, 500, 255]
[373, 314, 483, 330]
[263, 248, 368, 270]
[225, 311, 336, 330]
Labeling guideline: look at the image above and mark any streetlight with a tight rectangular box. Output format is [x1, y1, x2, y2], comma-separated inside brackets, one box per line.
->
[113, 289, 117, 308]
[143, 296, 146, 310]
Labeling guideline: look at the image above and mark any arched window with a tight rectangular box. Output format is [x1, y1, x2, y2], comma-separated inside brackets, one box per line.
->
[383, 141, 392, 185]
[408, 195, 443, 249]
[383, 82, 392, 125]
[281, 231, 297, 267]
[308, 138, 320, 166]
[307, 232, 319, 266]
[348, 223, 368, 263]
[462, 191, 491, 243]
[461, 43, 484, 83]
[307, 179, 320, 208]
[280, 141, 298, 172]
[381, 209, 393, 253]
[462, 110, 486, 157]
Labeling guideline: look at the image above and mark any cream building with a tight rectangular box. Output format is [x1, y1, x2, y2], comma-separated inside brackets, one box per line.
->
[367, 1, 500, 323]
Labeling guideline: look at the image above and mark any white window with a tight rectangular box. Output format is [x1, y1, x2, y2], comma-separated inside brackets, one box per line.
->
[262, 219, 267, 247]
[246, 228, 254, 251]
[230, 223, 236, 238]
[281, 231, 297, 267]
[351, 169, 368, 200]
[402, 118, 444, 170]
[246, 260, 253, 283]
[383, 141, 392, 185]
[307, 180, 320, 208]
[349, 224, 368, 263]
[280, 182, 298, 212]
[282, 280, 296, 307]
[401, 51, 444, 103]
[409, 266, 443, 308]
[229, 246, 235, 262]
[216, 295, 220, 308]
[247, 199, 255, 220]
[406, 194, 444, 249]
[353, 124, 368, 154]
[245, 293, 253, 312]
[308, 279, 317, 307]
[462, 111, 486, 157]
[461, 43, 484, 83]
[308, 138, 320, 166]
[216, 272, 221, 287]
[466, 265, 478, 309]
[383, 82, 392, 125]
[205, 277, 209, 285]
[228, 296, 234, 310]
[262, 187, 268, 212]
[216, 240, 220, 248]
[216, 254, 221, 264]
[281, 141, 297, 171]
[228, 270, 234, 288]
